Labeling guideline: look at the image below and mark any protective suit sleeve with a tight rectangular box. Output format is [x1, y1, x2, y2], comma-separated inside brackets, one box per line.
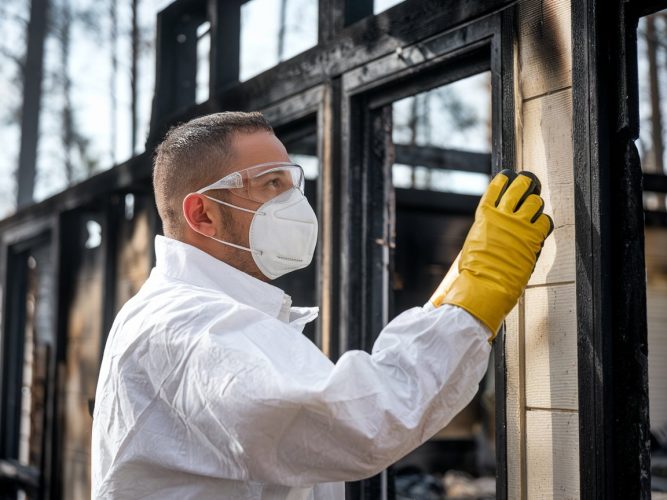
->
[182, 304, 490, 486]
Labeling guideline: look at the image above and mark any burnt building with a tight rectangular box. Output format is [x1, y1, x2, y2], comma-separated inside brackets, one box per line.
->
[0, 0, 666, 498]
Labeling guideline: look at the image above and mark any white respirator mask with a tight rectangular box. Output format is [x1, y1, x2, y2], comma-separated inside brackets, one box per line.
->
[201, 187, 318, 280]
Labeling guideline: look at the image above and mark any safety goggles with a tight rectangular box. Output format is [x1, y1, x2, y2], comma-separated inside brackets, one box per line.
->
[195, 161, 305, 204]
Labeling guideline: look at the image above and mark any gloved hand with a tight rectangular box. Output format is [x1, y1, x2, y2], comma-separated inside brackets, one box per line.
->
[429, 169, 554, 340]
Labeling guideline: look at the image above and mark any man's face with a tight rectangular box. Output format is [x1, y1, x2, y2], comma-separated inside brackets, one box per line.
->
[208, 131, 292, 279]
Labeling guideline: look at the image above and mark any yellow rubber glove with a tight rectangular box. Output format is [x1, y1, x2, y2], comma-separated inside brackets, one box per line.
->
[429, 170, 554, 340]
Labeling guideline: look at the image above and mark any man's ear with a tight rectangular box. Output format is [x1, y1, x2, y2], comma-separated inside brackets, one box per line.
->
[182, 193, 217, 236]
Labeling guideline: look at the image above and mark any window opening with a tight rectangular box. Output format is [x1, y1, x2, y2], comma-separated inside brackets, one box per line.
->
[374, 0, 404, 15]
[196, 21, 210, 103]
[272, 119, 320, 343]
[390, 71, 494, 498]
[1, 240, 55, 498]
[240, 0, 318, 81]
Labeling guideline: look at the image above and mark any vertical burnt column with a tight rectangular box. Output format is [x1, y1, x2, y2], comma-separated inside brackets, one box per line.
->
[148, 0, 207, 145]
[208, 0, 242, 95]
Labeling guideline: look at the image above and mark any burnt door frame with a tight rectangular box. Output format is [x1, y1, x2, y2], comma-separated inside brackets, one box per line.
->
[339, 8, 516, 499]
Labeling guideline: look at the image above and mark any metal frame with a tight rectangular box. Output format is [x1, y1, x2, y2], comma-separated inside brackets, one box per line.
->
[572, 0, 665, 497]
[0, 0, 521, 497]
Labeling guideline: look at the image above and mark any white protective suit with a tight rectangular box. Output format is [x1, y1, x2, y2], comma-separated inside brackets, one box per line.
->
[92, 235, 491, 499]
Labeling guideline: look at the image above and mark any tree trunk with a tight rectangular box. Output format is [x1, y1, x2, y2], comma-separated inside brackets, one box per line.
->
[646, 14, 665, 210]
[131, 0, 139, 154]
[16, 0, 49, 208]
[60, 0, 74, 184]
[110, 0, 118, 164]
[277, 0, 287, 61]
[646, 15, 664, 174]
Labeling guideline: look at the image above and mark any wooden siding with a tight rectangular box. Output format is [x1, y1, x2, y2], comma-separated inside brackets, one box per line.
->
[505, 0, 579, 497]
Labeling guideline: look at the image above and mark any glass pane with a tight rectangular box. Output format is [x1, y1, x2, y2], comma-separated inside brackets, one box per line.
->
[272, 120, 320, 343]
[390, 71, 494, 497]
[240, 0, 318, 81]
[374, 0, 404, 15]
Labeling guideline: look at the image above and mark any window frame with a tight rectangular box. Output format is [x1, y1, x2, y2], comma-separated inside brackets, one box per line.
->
[338, 9, 516, 498]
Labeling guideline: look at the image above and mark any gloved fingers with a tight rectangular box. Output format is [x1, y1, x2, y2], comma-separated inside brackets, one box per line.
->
[534, 212, 555, 238]
[497, 172, 539, 213]
[481, 170, 511, 208]
[481, 169, 516, 208]
[518, 171, 542, 196]
[515, 194, 545, 222]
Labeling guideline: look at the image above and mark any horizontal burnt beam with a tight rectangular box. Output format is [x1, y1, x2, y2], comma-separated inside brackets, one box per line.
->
[149, 0, 514, 142]
[643, 172, 667, 193]
[395, 188, 479, 214]
[0, 153, 152, 232]
[5, 0, 514, 234]
[0, 459, 40, 491]
[644, 209, 667, 227]
[395, 144, 491, 173]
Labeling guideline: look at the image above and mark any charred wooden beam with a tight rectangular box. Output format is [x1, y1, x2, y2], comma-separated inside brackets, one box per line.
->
[0, 153, 151, 234]
[572, 0, 651, 497]
[148, 0, 515, 143]
[395, 188, 479, 213]
[208, 0, 242, 93]
[394, 144, 491, 173]
[0, 459, 40, 491]
[643, 172, 667, 193]
[150, 0, 207, 137]
[644, 209, 667, 227]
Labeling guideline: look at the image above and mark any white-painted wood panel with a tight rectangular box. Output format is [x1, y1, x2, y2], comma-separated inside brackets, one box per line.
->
[526, 409, 580, 499]
[524, 284, 578, 410]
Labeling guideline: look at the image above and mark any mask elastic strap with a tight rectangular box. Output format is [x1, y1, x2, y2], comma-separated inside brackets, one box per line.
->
[207, 234, 262, 255]
[187, 194, 263, 255]
[202, 194, 265, 216]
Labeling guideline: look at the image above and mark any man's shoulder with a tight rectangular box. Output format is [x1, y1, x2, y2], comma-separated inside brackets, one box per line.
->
[127, 276, 239, 324]
[108, 274, 244, 350]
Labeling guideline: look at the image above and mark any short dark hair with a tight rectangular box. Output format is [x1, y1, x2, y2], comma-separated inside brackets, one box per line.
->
[152, 111, 273, 238]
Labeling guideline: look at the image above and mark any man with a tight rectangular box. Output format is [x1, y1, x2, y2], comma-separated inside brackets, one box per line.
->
[92, 112, 552, 499]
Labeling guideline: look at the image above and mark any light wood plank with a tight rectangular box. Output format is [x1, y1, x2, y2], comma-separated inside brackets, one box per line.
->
[529, 223, 575, 286]
[521, 89, 575, 286]
[504, 304, 524, 499]
[648, 288, 667, 431]
[645, 227, 667, 289]
[524, 284, 578, 410]
[521, 89, 574, 224]
[518, 0, 573, 99]
[526, 409, 580, 499]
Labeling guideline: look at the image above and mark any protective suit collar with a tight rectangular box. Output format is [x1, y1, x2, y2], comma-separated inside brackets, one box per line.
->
[154, 235, 317, 325]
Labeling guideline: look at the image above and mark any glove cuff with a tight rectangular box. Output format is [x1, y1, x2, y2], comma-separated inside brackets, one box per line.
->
[442, 271, 518, 340]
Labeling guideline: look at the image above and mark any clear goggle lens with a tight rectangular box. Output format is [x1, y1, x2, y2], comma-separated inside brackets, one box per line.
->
[196, 162, 305, 204]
